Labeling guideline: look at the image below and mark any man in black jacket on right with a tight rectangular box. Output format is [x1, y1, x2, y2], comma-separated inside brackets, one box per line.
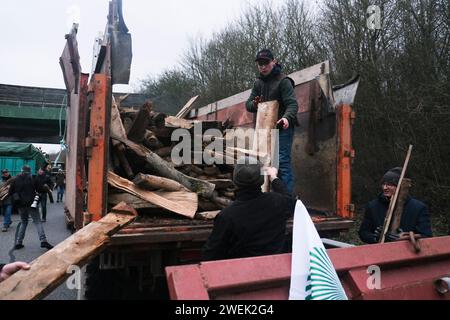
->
[202, 157, 295, 261]
[359, 167, 432, 244]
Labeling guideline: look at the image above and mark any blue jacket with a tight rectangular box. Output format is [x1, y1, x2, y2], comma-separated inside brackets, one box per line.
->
[359, 193, 432, 244]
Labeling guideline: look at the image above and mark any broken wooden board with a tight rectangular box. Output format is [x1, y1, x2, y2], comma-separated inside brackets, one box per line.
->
[0, 202, 137, 300]
[110, 135, 215, 198]
[108, 171, 198, 218]
[165, 116, 197, 129]
[253, 100, 279, 192]
[175, 95, 199, 118]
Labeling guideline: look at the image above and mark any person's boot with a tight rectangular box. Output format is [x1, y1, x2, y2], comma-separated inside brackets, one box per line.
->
[2, 226, 8, 232]
[14, 243, 24, 250]
[41, 241, 53, 250]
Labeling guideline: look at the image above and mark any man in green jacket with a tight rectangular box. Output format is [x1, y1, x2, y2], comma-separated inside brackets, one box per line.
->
[246, 49, 299, 194]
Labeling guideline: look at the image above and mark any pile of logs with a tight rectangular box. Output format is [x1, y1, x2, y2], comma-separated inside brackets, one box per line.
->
[107, 97, 239, 220]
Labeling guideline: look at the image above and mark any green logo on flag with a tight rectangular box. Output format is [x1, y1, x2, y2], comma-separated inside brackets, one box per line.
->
[305, 247, 347, 300]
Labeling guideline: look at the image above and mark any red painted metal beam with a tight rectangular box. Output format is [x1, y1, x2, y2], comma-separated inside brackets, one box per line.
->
[166, 236, 450, 300]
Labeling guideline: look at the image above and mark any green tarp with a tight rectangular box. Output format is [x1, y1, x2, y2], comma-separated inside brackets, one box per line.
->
[0, 142, 47, 169]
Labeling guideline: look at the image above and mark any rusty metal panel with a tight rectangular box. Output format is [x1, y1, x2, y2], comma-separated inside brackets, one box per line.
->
[165, 236, 450, 300]
[65, 74, 89, 230]
[292, 82, 337, 213]
[87, 74, 112, 221]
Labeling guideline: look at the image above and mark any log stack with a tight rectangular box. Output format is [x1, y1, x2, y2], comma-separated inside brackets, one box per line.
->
[107, 98, 240, 220]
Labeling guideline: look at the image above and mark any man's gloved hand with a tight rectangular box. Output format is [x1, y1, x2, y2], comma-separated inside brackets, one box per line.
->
[374, 226, 402, 242]
[252, 96, 262, 109]
[373, 225, 383, 242]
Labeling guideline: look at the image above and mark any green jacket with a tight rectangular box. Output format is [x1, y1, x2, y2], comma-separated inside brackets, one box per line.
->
[245, 64, 299, 127]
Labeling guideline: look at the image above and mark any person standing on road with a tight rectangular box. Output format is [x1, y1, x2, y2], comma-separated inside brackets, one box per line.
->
[245, 49, 299, 194]
[1, 169, 13, 232]
[36, 167, 54, 222]
[8, 165, 53, 250]
[55, 169, 65, 203]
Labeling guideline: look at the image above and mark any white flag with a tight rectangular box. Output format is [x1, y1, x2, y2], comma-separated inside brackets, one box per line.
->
[289, 200, 348, 300]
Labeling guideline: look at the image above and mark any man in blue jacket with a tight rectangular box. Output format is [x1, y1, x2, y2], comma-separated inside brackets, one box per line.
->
[359, 167, 432, 244]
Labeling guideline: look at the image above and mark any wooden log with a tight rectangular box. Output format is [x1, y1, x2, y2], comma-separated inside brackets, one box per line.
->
[203, 166, 220, 176]
[128, 100, 153, 142]
[253, 100, 279, 192]
[132, 173, 184, 192]
[195, 210, 220, 220]
[143, 130, 163, 150]
[199, 199, 221, 211]
[108, 192, 158, 209]
[111, 98, 134, 178]
[389, 178, 412, 232]
[165, 116, 196, 129]
[154, 146, 173, 158]
[110, 135, 215, 198]
[0, 202, 137, 300]
[109, 191, 199, 210]
[211, 191, 232, 208]
[175, 95, 199, 118]
[123, 117, 133, 134]
[149, 111, 167, 128]
[206, 179, 234, 190]
[107, 171, 198, 218]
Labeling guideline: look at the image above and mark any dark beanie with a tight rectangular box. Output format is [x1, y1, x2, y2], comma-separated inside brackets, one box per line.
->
[233, 156, 264, 189]
[22, 165, 31, 173]
[382, 167, 402, 186]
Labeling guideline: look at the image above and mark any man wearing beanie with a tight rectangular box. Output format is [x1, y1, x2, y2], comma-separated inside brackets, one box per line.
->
[359, 167, 432, 244]
[202, 157, 295, 261]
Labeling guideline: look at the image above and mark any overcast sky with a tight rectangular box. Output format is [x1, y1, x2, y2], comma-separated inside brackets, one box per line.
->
[1, 0, 288, 153]
[0, 0, 287, 92]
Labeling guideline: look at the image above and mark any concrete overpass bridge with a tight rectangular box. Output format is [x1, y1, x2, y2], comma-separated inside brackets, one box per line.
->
[0, 84, 149, 144]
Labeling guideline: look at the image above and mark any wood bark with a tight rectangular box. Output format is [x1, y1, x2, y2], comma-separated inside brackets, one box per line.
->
[108, 171, 198, 218]
[253, 100, 279, 192]
[132, 173, 184, 192]
[127, 100, 153, 142]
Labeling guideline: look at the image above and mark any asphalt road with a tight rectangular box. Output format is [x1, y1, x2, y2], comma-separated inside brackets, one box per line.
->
[0, 191, 78, 300]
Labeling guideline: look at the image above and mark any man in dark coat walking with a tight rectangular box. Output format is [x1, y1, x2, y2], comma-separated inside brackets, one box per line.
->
[8, 165, 53, 250]
[359, 167, 432, 244]
[202, 157, 295, 261]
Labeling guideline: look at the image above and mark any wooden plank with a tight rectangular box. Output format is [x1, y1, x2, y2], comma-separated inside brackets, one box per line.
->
[107, 171, 198, 218]
[252, 101, 279, 192]
[132, 173, 184, 192]
[0, 202, 137, 300]
[380, 145, 413, 243]
[165, 116, 195, 129]
[110, 135, 216, 198]
[176, 95, 200, 118]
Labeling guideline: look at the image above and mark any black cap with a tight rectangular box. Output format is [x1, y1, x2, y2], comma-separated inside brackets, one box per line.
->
[255, 49, 274, 62]
[382, 167, 402, 186]
[1, 169, 8, 174]
[233, 156, 264, 189]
